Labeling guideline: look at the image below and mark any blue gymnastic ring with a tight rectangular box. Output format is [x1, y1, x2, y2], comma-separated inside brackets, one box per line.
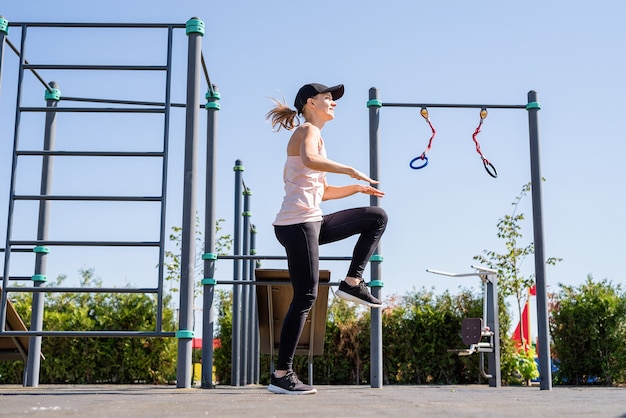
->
[410, 155, 429, 170]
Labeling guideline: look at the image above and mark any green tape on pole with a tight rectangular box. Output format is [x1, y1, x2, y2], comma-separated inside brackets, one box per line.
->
[526, 101, 541, 110]
[202, 252, 218, 260]
[33, 246, 50, 254]
[205, 102, 221, 110]
[367, 99, 382, 108]
[31, 274, 47, 282]
[233, 165, 244, 171]
[185, 18, 205, 36]
[206, 91, 221, 100]
[0, 17, 8, 35]
[369, 280, 384, 288]
[250, 249, 257, 255]
[201, 278, 217, 285]
[176, 330, 194, 339]
[242, 211, 252, 217]
[243, 189, 252, 196]
[45, 88, 61, 101]
[370, 254, 384, 262]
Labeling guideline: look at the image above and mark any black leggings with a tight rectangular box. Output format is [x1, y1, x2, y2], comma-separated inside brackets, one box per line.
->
[273, 206, 388, 371]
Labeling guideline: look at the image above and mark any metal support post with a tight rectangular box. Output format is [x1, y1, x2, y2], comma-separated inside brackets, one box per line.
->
[240, 186, 252, 384]
[527, 90, 552, 390]
[176, 17, 204, 389]
[484, 271, 501, 387]
[231, 160, 244, 385]
[201, 85, 219, 389]
[24, 81, 60, 387]
[368, 87, 384, 388]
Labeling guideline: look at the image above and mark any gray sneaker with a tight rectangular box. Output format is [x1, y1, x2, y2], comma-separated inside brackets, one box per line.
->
[335, 280, 382, 308]
[268, 371, 317, 395]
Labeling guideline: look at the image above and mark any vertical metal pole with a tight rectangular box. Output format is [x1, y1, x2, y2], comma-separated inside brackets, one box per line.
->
[1, 23, 27, 336]
[201, 85, 220, 389]
[0, 17, 9, 331]
[240, 187, 251, 384]
[249, 224, 259, 384]
[485, 273, 501, 387]
[176, 17, 204, 389]
[24, 82, 60, 387]
[527, 90, 552, 390]
[367, 87, 383, 388]
[0, 16, 7, 97]
[231, 160, 244, 386]
[156, 25, 175, 334]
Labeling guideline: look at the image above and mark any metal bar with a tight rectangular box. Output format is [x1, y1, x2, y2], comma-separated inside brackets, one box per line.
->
[527, 90, 551, 391]
[9, 240, 160, 247]
[16, 150, 164, 157]
[25, 80, 59, 386]
[217, 255, 353, 261]
[23, 64, 167, 71]
[61, 96, 185, 108]
[13, 195, 162, 202]
[1, 25, 29, 332]
[20, 107, 166, 113]
[6, 287, 159, 294]
[176, 21, 202, 389]
[155, 23, 174, 338]
[368, 87, 383, 388]
[2, 331, 176, 337]
[8, 22, 186, 29]
[214, 280, 342, 286]
[240, 186, 251, 385]
[201, 84, 219, 388]
[231, 160, 243, 386]
[382, 102, 526, 109]
[4, 38, 53, 92]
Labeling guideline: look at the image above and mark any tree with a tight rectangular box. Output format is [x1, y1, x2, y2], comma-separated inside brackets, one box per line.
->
[474, 182, 561, 351]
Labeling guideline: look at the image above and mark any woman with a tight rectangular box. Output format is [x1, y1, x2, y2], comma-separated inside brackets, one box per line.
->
[265, 83, 388, 395]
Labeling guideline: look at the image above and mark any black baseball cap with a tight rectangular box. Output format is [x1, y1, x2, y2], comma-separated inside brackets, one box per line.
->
[294, 83, 344, 114]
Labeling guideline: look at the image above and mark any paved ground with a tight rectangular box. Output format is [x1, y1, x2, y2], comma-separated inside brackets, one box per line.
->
[0, 384, 625, 417]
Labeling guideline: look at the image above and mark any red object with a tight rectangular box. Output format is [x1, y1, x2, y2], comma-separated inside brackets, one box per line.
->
[511, 292, 532, 350]
[191, 338, 222, 350]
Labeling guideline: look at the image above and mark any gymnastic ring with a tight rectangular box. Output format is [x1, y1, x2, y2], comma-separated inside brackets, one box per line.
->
[410, 155, 428, 170]
[483, 160, 498, 178]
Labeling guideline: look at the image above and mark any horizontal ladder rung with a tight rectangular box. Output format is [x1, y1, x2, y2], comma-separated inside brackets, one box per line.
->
[20, 107, 166, 113]
[9, 240, 161, 247]
[16, 151, 164, 157]
[13, 195, 162, 202]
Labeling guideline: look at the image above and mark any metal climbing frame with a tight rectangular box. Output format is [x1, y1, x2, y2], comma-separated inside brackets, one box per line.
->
[367, 87, 551, 390]
[0, 18, 215, 388]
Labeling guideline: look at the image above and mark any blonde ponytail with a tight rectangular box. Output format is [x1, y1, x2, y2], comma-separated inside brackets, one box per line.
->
[265, 97, 300, 132]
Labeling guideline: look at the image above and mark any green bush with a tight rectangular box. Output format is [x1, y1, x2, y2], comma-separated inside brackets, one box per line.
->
[550, 276, 626, 385]
[213, 286, 524, 386]
[0, 272, 177, 384]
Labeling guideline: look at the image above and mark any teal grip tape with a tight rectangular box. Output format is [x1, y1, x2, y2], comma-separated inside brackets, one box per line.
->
[370, 254, 384, 262]
[233, 165, 244, 171]
[526, 101, 541, 110]
[186, 18, 205, 36]
[176, 330, 195, 339]
[31, 274, 47, 282]
[206, 91, 221, 100]
[0, 17, 8, 35]
[205, 102, 221, 110]
[33, 246, 50, 254]
[201, 278, 217, 285]
[367, 99, 382, 108]
[369, 280, 384, 288]
[45, 88, 61, 101]
[202, 252, 218, 260]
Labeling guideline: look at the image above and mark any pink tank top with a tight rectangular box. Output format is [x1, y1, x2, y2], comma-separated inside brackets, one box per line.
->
[273, 143, 327, 226]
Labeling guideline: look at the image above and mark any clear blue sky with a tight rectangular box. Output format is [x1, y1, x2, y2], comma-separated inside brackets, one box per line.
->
[1, 1, 625, 332]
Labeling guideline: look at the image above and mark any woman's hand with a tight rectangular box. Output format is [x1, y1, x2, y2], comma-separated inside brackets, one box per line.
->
[350, 168, 379, 185]
[359, 184, 385, 198]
